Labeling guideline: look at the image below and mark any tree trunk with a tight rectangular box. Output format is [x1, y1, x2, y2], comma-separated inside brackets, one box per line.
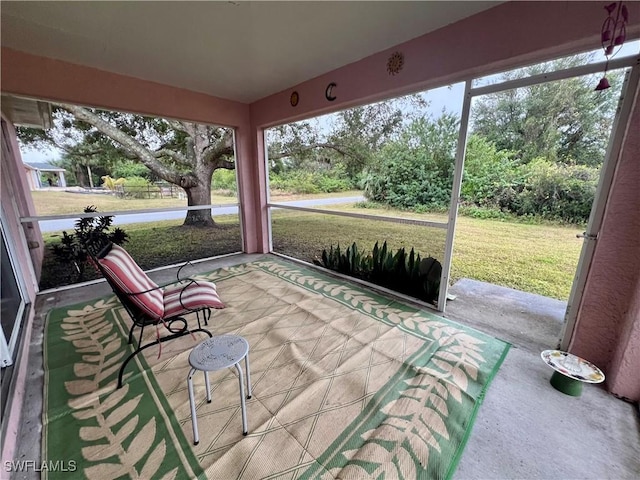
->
[75, 165, 89, 187]
[184, 183, 215, 227]
[87, 165, 94, 188]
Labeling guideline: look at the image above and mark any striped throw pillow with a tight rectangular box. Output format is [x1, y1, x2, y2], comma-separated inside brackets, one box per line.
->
[163, 280, 225, 318]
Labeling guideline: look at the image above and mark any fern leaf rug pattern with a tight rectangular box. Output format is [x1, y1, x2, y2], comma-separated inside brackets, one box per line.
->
[43, 258, 510, 480]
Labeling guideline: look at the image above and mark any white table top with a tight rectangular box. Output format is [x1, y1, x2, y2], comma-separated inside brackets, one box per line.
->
[189, 335, 249, 371]
[541, 350, 605, 384]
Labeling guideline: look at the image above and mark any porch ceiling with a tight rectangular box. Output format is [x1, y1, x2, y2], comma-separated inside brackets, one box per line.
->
[1, 1, 501, 104]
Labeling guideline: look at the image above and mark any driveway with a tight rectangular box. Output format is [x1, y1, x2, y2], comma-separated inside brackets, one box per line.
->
[39, 195, 365, 232]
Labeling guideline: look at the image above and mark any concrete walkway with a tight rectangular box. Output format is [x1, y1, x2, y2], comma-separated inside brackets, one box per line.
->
[445, 278, 567, 351]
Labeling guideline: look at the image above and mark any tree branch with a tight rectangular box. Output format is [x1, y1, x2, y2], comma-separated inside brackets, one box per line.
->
[59, 103, 197, 186]
[270, 142, 356, 161]
[216, 159, 235, 170]
[203, 130, 235, 166]
[152, 148, 190, 166]
[62, 146, 106, 157]
[165, 119, 189, 133]
[177, 120, 197, 137]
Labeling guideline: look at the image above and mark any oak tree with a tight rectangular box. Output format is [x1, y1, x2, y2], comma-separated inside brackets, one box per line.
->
[18, 105, 234, 227]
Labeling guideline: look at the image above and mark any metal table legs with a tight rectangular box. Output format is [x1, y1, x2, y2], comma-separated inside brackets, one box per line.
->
[187, 353, 252, 445]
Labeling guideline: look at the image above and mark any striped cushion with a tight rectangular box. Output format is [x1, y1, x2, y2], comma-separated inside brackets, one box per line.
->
[163, 280, 225, 318]
[97, 244, 164, 320]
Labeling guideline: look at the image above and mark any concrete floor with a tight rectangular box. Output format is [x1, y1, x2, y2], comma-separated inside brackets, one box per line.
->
[445, 280, 640, 479]
[8, 253, 640, 479]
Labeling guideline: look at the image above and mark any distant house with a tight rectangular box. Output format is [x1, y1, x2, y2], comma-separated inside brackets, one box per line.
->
[23, 162, 67, 190]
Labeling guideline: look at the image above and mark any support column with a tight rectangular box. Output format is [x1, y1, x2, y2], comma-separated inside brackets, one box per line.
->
[234, 123, 269, 254]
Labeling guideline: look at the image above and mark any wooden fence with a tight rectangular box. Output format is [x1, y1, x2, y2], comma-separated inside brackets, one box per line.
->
[115, 184, 186, 199]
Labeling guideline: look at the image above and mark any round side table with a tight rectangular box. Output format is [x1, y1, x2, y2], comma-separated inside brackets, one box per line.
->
[187, 335, 252, 445]
[541, 350, 604, 397]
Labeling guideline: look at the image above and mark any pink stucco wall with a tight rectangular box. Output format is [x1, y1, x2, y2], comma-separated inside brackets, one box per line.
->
[570, 81, 640, 401]
[251, 1, 640, 128]
[0, 48, 250, 129]
[609, 288, 640, 401]
[251, 127, 269, 252]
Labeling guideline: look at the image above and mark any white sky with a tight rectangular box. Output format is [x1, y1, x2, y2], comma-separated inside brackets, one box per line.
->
[21, 146, 62, 164]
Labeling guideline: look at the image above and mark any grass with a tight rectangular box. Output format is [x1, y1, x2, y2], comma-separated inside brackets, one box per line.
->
[29, 190, 238, 216]
[34, 190, 582, 299]
[271, 209, 582, 300]
[39, 217, 242, 290]
[449, 217, 581, 299]
[271, 210, 447, 264]
[306, 202, 583, 299]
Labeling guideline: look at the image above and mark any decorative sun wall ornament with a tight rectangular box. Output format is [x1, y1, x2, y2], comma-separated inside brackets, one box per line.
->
[290, 91, 299, 107]
[387, 51, 404, 76]
[596, 1, 628, 91]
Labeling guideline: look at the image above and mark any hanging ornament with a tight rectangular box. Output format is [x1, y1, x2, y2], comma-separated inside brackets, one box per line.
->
[596, 1, 628, 91]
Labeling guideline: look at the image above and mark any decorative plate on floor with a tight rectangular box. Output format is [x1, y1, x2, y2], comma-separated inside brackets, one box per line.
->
[541, 350, 605, 383]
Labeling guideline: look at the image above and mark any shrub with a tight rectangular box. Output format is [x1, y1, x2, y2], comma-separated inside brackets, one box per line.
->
[270, 169, 354, 194]
[315, 174, 352, 193]
[101, 175, 126, 191]
[458, 204, 510, 220]
[122, 176, 159, 199]
[511, 158, 598, 223]
[365, 147, 453, 209]
[313, 241, 442, 304]
[50, 206, 128, 284]
[363, 115, 459, 210]
[270, 171, 319, 194]
[112, 161, 152, 180]
[461, 135, 518, 206]
[212, 169, 237, 192]
[413, 204, 449, 214]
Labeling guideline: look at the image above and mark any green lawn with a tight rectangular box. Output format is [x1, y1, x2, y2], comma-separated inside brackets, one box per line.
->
[271, 209, 582, 300]
[450, 217, 581, 299]
[29, 190, 238, 216]
[301, 203, 583, 299]
[40, 217, 243, 290]
[34, 190, 582, 299]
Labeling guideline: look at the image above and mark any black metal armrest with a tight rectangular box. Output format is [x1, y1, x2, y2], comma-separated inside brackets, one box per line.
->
[177, 278, 201, 312]
[176, 261, 194, 284]
[154, 261, 205, 290]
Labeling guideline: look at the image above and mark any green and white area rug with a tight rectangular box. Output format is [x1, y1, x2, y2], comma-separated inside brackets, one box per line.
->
[43, 258, 510, 479]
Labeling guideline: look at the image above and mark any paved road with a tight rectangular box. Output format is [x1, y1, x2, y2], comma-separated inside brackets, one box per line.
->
[39, 195, 365, 232]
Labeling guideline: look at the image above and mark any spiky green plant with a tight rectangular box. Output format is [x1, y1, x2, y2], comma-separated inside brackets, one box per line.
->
[314, 240, 442, 303]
